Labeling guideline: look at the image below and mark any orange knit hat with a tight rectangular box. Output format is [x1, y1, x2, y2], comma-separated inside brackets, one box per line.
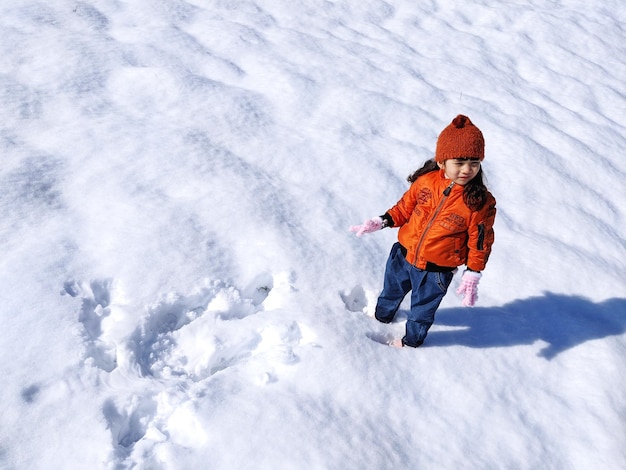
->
[435, 115, 485, 162]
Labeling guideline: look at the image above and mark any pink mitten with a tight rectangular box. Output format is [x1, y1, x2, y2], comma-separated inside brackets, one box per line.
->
[456, 271, 482, 307]
[349, 216, 384, 237]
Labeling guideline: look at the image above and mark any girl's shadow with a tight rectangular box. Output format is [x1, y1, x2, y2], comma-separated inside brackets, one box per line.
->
[425, 293, 626, 359]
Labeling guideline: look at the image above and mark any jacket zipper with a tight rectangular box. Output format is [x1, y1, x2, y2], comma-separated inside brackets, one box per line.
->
[413, 182, 455, 266]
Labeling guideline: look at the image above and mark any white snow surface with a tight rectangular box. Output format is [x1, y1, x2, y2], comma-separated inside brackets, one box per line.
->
[1, 1, 625, 469]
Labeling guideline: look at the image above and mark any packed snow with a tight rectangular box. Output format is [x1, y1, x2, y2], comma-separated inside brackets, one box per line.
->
[1, 0, 625, 469]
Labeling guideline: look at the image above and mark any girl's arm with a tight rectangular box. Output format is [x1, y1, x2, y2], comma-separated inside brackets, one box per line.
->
[466, 194, 497, 272]
[386, 181, 420, 228]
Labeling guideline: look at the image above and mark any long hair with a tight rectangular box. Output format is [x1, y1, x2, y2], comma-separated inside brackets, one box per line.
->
[407, 158, 488, 211]
[407, 158, 439, 183]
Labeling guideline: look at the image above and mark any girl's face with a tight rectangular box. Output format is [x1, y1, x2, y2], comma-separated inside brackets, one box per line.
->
[439, 159, 481, 186]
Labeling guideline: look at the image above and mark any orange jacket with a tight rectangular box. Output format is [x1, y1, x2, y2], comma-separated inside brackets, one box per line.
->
[386, 170, 496, 272]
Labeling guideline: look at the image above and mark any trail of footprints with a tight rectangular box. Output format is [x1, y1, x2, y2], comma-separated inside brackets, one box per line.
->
[61, 272, 309, 466]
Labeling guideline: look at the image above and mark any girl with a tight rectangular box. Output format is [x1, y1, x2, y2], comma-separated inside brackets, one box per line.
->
[350, 115, 496, 348]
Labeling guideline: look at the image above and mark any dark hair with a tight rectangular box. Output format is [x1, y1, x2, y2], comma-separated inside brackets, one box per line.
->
[407, 158, 488, 211]
[407, 159, 439, 183]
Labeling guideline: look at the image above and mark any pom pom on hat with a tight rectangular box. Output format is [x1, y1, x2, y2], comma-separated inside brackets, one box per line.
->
[435, 114, 485, 162]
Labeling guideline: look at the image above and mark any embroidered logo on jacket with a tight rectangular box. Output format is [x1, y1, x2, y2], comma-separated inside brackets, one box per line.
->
[439, 213, 466, 231]
[417, 188, 433, 205]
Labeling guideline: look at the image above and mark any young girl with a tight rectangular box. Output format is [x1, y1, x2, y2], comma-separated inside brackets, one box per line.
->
[350, 115, 496, 348]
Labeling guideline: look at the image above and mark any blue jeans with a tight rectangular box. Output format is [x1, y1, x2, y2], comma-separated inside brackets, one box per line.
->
[375, 243, 454, 347]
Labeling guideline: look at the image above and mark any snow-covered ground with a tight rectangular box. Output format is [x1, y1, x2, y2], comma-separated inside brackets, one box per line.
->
[1, 1, 625, 469]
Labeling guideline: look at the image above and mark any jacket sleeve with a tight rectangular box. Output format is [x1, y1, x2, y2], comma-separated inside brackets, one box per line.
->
[466, 194, 496, 272]
[386, 181, 420, 228]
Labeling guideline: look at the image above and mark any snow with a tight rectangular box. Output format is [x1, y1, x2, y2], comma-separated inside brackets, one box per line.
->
[1, 0, 625, 469]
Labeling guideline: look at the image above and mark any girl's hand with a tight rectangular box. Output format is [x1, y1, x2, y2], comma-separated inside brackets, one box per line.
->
[349, 216, 384, 237]
[456, 270, 482, 307]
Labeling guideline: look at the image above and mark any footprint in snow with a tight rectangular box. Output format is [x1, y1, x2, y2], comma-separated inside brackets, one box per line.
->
[341, 284, 382, 319]
[128, 283, 225, 377]
[102, 395, 157, 462]
[66, 272, 309, 467]
[366, 331, 396, 347]
[62, 279, 117, 372]
[127, 273, 281, 379]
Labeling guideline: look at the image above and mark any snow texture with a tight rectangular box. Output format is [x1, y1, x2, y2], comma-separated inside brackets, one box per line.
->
[1, 1, 625, 469]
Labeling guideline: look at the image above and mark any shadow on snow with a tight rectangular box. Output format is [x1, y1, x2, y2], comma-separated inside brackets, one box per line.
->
[424, 293, 626, 359]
